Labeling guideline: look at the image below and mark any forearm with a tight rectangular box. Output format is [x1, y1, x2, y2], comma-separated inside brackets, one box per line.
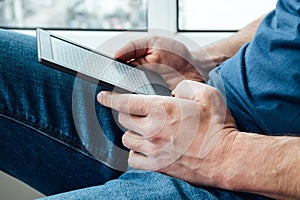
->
[220, 132, 300, 200]
[191, 15, 265, 78]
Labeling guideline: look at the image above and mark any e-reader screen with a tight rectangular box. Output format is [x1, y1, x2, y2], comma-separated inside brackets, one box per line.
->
[37, 29, 170, 96]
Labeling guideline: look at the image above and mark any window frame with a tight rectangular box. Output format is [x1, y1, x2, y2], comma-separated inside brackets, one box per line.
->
[147, 0, 235, 46]
[9, 0, 236, 48]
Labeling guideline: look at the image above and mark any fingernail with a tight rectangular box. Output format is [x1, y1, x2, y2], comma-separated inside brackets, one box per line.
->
[97, 92, 103, 104]
[171, 90, 175, 96]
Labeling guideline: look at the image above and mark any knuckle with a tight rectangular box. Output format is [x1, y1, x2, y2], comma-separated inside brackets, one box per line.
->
[209, 86, 220, 95]
[135, 142, 144, 152]
[130, 96, 148, 113]
[201, 85, 215, 98]
[144, 126, 155, 137]
[149, 108, 164, 121]
[145, 124, 158, 139]
[205, 86, 222, 102]
[162, 101, 175, 114]
[148, 125, 162, 138]
[147, 148, 160, 158]
[148, 132, 166, 146]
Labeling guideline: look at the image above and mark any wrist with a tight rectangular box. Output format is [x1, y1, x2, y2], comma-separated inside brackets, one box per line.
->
[210, 129, 240, 189]
[218, 132, 270, 191]
[189, 50, 218, 82]
[189, 41, 235, 81]
[218, 132, 300, 199]
[202, 44, 231, 66]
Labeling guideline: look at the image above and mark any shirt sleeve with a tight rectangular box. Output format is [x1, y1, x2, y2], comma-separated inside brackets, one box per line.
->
[208, 0, 300, 136]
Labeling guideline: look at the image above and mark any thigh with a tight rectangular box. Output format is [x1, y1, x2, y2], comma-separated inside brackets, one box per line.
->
[0, 116, 122, 195]
[40, 170, 272, 200]
[0, 29, 126, 195]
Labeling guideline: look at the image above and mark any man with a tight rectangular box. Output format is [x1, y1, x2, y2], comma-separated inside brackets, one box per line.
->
[0, 0, 299, 199]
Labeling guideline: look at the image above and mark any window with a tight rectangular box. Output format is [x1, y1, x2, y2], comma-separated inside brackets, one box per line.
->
[0, 0, 147, 30]
[178, 0, 277, 31]
[0, 0, 280, 47]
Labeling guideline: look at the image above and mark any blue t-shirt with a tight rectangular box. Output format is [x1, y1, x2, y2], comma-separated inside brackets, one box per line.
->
[209, 0, 300, 135]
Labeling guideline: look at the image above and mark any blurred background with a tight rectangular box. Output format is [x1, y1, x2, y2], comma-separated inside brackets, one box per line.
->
[0, 0, 147, 30]
[0, 0, 276, 31]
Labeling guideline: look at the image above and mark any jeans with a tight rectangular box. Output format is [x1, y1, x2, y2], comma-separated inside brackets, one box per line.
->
[0, 29, 271, 200]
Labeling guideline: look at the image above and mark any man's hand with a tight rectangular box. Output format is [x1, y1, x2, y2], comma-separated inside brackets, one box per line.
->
[115, 36, 206, 90]
[98, 80, 238, 187]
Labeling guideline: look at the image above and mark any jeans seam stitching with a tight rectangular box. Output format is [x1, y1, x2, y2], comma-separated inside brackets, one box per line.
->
[0, 106, 92, 157]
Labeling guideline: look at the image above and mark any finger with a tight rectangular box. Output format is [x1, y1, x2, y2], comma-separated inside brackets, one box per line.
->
[122, 130, 156, 154]
[172, 80, 206, 101]
[119, 101, 168, 137]
[127, 150, 151, 170]
[172, 80, 195, 100]
[114, 37, 152, 61]
[128, 59, 142, 66]
[128, 150, 165, 171]
[118, 113, 148, 135]
[98, 91, 150, 116]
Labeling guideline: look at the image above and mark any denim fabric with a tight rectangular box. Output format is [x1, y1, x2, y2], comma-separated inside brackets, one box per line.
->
[0, 30, 271, 200]
[0, 29, 125, 195]
[41, 170, 270, 200]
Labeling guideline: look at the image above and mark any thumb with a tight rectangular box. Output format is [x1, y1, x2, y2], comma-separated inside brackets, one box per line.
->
[172, 80, 206, 101]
